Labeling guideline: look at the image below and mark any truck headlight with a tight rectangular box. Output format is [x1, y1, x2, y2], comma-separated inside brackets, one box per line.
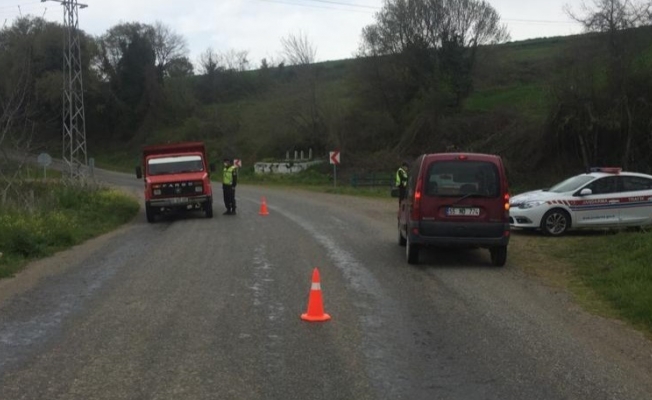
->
[195, 186, 203, 193]
[153, 189, 162, 196]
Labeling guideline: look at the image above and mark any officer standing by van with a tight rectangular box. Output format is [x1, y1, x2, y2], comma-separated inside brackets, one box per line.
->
[222, 158, 238, 215]
[396, 161, 409, 203]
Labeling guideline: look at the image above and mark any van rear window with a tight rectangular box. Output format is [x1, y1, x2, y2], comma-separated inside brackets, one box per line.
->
[425, 161, 500, 198]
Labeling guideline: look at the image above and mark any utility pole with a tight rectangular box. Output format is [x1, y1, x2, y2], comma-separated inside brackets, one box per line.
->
[42, 0, 88, 179]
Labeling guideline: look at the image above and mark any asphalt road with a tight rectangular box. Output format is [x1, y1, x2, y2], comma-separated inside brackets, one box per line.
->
[1, 169, 651, 400]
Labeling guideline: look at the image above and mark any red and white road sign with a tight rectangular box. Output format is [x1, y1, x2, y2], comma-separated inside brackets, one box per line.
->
[329, 151, 340, 165]
[233, 159, 242, 168]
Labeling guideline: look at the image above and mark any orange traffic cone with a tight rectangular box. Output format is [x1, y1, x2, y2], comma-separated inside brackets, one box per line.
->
[301, 268, 331, 322]
[259, 197, 269, 216]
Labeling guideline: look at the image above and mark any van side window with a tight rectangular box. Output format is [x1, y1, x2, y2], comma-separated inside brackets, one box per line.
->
[426, 161, 500, 198]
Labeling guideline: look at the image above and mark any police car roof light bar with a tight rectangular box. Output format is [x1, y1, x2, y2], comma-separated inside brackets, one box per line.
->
[589, 167, 622, 174]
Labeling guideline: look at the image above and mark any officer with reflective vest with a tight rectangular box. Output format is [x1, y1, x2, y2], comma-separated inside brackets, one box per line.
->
[222, 158, 238, 215]
[396, 161, 409, 203]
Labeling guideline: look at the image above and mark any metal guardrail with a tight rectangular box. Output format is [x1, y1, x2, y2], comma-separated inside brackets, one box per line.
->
[350, 173, 394, 188]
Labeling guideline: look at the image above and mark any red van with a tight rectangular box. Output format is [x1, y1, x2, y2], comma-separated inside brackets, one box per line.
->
[397, 153, 510, 266]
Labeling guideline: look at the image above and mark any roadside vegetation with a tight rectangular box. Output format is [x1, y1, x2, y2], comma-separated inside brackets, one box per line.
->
[556, 230, 652, 334]
[510, 228, 652, 337]
[0, 180, 139, 279]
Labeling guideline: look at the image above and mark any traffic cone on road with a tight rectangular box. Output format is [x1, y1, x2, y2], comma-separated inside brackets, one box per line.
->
[301, 268, 331, 322]
[259, 197, 269, 216]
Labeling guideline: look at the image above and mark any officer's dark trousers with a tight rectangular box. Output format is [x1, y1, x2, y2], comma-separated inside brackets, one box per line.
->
[223, 184, 236, 212]
[398, 186, 406, 204]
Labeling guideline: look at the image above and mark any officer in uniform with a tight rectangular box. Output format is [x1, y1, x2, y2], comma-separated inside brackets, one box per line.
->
[222, 158, 238, 215]
[395, 161, 409, 203]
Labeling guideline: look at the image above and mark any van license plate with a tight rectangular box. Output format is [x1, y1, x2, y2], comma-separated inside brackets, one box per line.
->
[447, 207, 480, 216]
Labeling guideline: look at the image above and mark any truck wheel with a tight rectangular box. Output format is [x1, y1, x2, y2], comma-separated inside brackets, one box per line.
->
[406, 236, 420, 265]
[205, 200, 213, 218]
[146, 205, 156, 223]
[490, 246, 507, 267]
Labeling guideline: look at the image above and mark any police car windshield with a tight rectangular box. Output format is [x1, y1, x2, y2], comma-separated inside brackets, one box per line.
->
[548, 175, 595, 193]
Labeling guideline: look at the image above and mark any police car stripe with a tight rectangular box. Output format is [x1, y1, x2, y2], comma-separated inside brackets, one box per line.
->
[570, 201, 652, 211]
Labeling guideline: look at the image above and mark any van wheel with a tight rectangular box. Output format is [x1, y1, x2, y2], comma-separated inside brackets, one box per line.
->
[541, 209, 570, 236]
[490, 246, 507, 267]
[398, 223, 406, 246]
[146, 205, 156, 223]
[406, 236, 420, 265]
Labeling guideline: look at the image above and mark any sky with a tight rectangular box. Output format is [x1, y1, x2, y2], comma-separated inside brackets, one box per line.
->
[1, 0, 584, 67]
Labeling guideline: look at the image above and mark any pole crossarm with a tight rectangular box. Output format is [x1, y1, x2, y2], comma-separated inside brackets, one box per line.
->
[41, 0, 88, 9]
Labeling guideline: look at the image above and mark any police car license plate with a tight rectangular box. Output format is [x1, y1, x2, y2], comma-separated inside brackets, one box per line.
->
[447, 207, 480, 216]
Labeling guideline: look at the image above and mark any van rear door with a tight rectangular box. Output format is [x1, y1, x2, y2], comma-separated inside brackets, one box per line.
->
[419, 158, 505, 238]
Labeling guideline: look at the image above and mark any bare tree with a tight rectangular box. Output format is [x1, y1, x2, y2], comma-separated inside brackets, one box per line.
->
[0, 57, 34, 205]
[564, 0, 652, 168]
[280, 31, 317, 66]
[360, 0, 509, 57]
[278, 32, 325, 150]
[222, 49, 250, 72]
[565, 0, 649, 31]
[198, 48, 222, 75]
[97, 22, 189, 81]
[198, 48, 250, 74]
[355, 0, 510, 153]
[150, 21, 189, 77]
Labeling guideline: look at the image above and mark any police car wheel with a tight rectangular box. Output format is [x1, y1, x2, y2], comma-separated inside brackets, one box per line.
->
[541, 209, 570, 236]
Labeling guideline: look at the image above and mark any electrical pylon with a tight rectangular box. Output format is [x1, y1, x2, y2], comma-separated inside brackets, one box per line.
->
[43, 0, 88, 178]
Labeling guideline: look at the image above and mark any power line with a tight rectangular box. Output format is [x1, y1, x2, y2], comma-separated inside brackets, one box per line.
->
[257, 0, 582, 23]
[0, 2, 42, 11]
[0, 4, 46, 17]
[504, 18, 578, 25]
[257, 0, 374, 13]
[295, 0, 379, 9]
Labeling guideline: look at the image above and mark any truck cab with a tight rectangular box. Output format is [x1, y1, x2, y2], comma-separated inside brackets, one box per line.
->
[136, 142, 215, 223]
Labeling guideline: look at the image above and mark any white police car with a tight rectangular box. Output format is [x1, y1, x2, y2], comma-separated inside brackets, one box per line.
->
[510, 168, 652, 235]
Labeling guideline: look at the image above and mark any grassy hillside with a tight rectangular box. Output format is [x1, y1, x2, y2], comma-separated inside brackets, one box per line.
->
[88, 27, 652, 190]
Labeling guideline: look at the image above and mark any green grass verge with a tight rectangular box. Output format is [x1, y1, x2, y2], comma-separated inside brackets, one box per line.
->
[236, 166, 393, 199]
[464, 83, 549, 118]
[0, 181, 140, 279]
[554, 230, 652, 334]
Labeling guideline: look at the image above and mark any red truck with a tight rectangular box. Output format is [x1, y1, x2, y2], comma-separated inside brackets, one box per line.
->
[136, 142, 215, 223]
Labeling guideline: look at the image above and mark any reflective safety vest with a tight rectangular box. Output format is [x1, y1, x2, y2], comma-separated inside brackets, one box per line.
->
[396, 167, 408, 187]
[223, 166, 237, 185]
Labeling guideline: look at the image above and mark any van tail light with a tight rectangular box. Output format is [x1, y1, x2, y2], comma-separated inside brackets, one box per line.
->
[411, 177, 423, 221]
[504, 193, 510, 216]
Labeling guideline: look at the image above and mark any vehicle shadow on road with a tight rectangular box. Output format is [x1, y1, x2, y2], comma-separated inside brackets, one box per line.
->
[414, 246, 497, 269]
[138, 209, 212, 225]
